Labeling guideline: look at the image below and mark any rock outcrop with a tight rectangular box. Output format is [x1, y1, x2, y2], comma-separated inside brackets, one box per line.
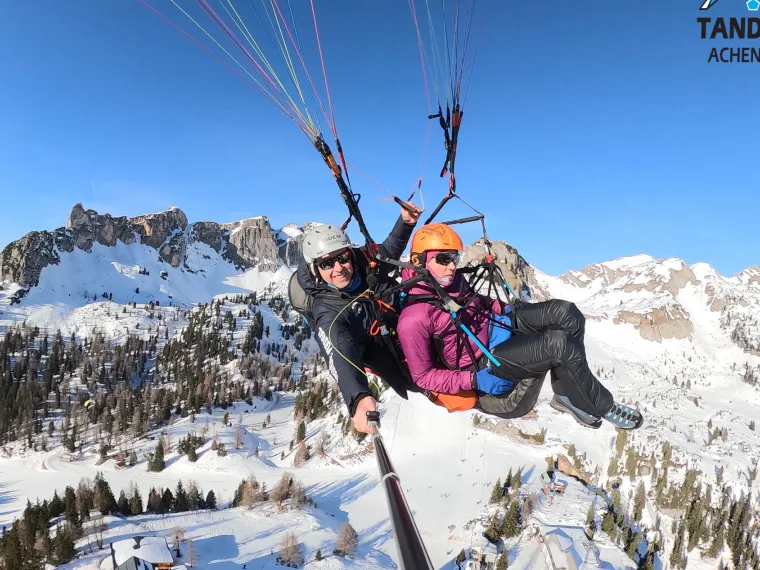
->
[64, 203, 138, 251]
[614, 306, 694, 342]
[220, 217, 280, 272]
[462, 239, 543, 300]
[1, 231, 60, 288]
[278, 224, 303, 268]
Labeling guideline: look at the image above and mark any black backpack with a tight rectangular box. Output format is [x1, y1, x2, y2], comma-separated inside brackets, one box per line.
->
[288, 272, 316, 329]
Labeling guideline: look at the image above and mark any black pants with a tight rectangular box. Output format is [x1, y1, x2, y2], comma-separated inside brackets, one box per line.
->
[363, 335, 418, 400]
[476, 299, 614, 419]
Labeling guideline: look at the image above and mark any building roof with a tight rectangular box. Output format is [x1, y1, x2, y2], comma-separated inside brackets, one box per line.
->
[111, 536, 173, 567]
[116, 557, 156, 570]
[541, 525, 604, 570]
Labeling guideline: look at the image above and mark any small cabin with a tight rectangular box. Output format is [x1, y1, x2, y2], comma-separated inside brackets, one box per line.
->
[110, 536, 174, 570]
[466, 536, 499, 570]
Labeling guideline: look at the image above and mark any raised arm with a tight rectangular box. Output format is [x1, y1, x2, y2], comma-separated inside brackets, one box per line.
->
[378, 201, 421, 261]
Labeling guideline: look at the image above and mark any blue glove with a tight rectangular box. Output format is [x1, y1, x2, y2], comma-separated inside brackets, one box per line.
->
[474, 367, 513, 395]
[488, 310, 513, 350]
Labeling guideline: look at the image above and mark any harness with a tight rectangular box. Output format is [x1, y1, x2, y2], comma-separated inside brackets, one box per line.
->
[288, 247, 418, 394]
[289, 248, 520, 412]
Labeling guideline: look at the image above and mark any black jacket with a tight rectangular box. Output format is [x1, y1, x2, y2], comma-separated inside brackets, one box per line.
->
[296, 216, 416, 417]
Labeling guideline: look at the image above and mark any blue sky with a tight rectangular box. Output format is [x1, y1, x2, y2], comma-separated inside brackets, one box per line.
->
[0, 0, 757, 276]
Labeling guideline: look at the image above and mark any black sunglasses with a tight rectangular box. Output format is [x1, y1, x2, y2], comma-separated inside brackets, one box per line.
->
[433, 252, 460, 265]
[317, 250, 352, 271]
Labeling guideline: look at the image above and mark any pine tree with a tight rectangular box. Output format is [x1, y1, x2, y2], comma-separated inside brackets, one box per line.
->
[150, 439, 166, 472]
[175, 481, 189, 512]
[161, 488, 174, 513]
[94, 471, 117, 514]
[601, 511, 616, 540]
[501, 499, 520, 538]
[633, 481, 646, 522]
[484, 514, 501, 544]
[626, 531, 640, 558]
[54, 523, 77, 564]
[130, 486, 143, 515]
[511, 468, 522, 489]
[669, 519, 686, 570]
[117, 490, 131, 515]
[625, 445, 638, 480]
[490, 478, 503, 503]
[296, 420, 306, 443]
[205, 489, 216, 509]
[585, 503, 596, 538]
[707, 516, 725, 558]
[495, 552, 508, 570]
[615, 429, 627, 456]
[1, 524, 24, 569]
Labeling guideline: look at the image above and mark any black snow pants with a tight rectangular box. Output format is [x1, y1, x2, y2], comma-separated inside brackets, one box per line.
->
[475, 298, 614, 419]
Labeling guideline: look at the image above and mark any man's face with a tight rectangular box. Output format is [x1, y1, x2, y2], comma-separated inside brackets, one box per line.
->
[316, 249, 354, 288]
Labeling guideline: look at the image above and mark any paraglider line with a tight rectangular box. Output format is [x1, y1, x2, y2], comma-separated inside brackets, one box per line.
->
[136, 0, 313, 138]
[308, 0, 337, 138]
[268, 0, 335, 137]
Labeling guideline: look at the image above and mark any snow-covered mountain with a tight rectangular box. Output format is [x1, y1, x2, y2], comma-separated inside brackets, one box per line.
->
[1, 204, 760, 569]
[0, 203, 306, 332]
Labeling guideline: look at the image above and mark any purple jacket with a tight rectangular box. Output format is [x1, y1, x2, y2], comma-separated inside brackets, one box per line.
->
[396, 268, 507, 394]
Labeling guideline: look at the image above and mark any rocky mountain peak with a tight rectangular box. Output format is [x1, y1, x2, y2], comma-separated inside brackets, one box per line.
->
[462, 239, 541, 300]
[736, 266, 760, 287]
[537, 254, 760, 353]
[1, 204, 299, 288]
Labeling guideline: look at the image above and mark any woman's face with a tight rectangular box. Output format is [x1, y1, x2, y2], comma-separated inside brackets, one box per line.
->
[425, 250, 460, 285]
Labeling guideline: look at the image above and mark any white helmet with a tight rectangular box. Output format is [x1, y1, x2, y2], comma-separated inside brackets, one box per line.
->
[301, 224, 352, 270]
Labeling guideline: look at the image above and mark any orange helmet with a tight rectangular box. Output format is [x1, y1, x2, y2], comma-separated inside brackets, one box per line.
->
[409, 223, 463, 266]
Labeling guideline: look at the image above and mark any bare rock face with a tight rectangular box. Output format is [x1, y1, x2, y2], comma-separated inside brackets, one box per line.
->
[614, 306, 694, 342]
[130, 207, 188, 250]
[187, 221, 250, 269]
[277, 224, 303, 268]
[738, 266, 760, 288]
[281, 236, 302, 268]
[191, 222, 225, 253]
[1, 232, 58, 287]
[705, 284, 727, 312]
[65, 203, 136, 250]
[555, 454, 584, 480]
[620, 262, 698, 297]
[461, 240, 542, 300]
[561, 263, 632, 290]
[159, 233, 186, 268]
[221, 217, 279, 272]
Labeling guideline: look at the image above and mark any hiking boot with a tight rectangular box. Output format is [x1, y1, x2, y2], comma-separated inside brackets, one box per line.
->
[550, 395, 602, 429]
[603, 402, 643, 430]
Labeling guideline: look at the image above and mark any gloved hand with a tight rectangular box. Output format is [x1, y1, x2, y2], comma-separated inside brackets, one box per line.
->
[488, 311, 512, 349]
[473, 367, 513, 395]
